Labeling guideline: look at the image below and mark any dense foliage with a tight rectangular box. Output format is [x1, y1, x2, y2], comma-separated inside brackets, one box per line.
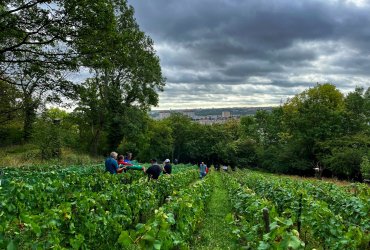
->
[0, 164, 202, 249]
[1, 83, 369, 180]
[0, 0, 164, 147]
[1, 166, 368, 249]
[224, 169, 369, 249]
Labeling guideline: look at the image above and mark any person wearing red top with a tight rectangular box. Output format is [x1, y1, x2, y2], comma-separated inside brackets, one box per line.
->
[117, 155, 133, 173]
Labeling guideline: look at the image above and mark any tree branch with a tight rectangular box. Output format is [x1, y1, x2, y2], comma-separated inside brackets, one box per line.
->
[0, 18, 52, 54]
[1, 0, 48, 16]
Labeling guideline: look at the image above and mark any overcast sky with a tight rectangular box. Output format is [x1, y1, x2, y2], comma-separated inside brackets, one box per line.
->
[127, 0, 370, 110]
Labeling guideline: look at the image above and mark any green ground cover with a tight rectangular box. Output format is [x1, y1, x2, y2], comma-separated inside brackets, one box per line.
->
[191, 172, 238, 250]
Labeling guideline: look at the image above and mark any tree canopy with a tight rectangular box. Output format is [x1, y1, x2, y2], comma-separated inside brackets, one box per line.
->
[0, 0, 164, 145]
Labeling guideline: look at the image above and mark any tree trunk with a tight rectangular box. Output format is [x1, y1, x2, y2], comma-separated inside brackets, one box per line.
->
[23, 97, 38, 142]
[90, 127, 101, 156]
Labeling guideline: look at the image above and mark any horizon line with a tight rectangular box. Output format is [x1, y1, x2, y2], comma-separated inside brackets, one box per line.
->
[150, 105, 278, 112]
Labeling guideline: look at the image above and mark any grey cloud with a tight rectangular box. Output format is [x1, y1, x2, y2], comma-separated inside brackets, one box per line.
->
[128, 0, 370, 108]
[221, 60, 285, 77]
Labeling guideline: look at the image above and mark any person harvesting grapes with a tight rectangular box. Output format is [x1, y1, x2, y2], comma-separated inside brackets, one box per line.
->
[163, 159, 172, 174]
[105, 152, 124, 174]
[143, 159, 162, 180]
[199, 162, 207, 179]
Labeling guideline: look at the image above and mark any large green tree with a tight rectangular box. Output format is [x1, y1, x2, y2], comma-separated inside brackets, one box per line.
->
[164, 114, 193, 162]
[0, 0, 115, 67]
[75, 0, 164, 151]
[344, 86, 370, 134]
[1, 0, 164, 149]
[279, 84, 345, 173]
[137, 119, 173, 162]
[3, 61, 73, 141]
[0, 0, 121, 142]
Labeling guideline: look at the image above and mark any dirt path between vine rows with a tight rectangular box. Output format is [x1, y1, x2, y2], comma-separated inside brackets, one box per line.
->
[191, 172, 238, 250]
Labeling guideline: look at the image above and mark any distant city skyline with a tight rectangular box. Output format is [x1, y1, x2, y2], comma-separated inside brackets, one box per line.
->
[149, 100, 280, 110]
[150, 106, 272, 115]
[128, 0, 370, 110]
[150, 105, 275, 111]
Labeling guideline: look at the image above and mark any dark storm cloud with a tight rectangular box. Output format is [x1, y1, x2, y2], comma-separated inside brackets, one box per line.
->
[128, 0, 370, 108]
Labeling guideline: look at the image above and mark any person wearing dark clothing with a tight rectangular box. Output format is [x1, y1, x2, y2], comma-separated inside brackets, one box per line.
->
[199, 162, 207, 179]
[105, 152, 123, 174]
[163, 159, 172, 174]
[144, 159, 162, 180]
[214, 163, 220, 171]
[124, 152, 133, 163]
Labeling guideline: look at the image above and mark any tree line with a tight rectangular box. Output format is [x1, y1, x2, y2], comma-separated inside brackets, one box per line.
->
[2, 83, 370, 181]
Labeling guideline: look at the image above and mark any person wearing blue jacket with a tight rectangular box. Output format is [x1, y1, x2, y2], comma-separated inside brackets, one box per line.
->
[105, 152, 124, 174]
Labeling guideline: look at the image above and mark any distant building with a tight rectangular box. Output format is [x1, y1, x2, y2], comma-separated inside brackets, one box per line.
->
[151, 107, 273, 122]
[198, 119, 222, 125]
[181, 110, 196, 119]
[222, 111, 231, 118]
[159, 111, 170, 119]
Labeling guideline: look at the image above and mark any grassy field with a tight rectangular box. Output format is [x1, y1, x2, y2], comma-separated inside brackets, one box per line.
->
[0, 144, 102, 167]
[191, 173, 238, 249]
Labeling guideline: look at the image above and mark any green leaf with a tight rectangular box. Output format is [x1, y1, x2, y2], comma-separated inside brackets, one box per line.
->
[20, 213, 31, 223]
[7, 240, 16, 250]
[269, 221, 279, 230]
[166, 213, 176, 225]
[225, 213, 234, 223]
[135, 223, 145, 231]
[117, 231, 132, 247]
[257, 241, 270, 250]
[153, 240, 162, 250]
[286, 235, 305, 249]
[31, 222, 41, 236]
[142, 233, 155, 242]
[69, 234, 84, 250]
[285, 218, 293, 227]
